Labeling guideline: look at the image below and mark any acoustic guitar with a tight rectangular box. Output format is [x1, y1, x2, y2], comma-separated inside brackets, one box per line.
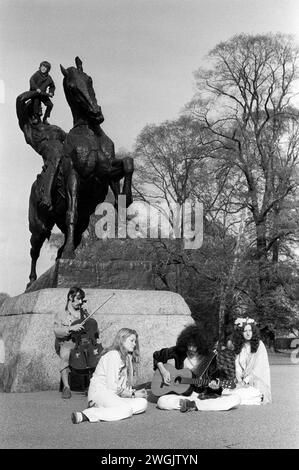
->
[151, 363, 236, 397]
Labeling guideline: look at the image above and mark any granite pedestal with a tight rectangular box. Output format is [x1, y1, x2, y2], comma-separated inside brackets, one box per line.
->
[25, 259, 155, 292]
[0, 288, 193, 392]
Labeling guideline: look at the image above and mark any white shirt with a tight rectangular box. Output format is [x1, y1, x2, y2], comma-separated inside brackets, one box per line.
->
[89, 350, 131, 396]
[183, 354, 201, 372]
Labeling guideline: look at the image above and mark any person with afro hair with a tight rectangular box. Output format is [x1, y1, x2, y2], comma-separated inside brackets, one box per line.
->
[153, 323, 240, 413]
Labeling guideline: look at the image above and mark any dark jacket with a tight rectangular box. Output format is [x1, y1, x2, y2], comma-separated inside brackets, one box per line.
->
[153, 346, 222, 397]
[30, 70, 55, 95]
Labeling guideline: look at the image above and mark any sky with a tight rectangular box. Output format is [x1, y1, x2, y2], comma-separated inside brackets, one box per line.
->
[1, 0, 299, 296]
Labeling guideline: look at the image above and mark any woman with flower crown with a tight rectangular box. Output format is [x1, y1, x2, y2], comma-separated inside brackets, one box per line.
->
[223, 317, 272, 405]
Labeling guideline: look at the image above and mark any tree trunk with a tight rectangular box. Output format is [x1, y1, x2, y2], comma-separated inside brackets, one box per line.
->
[272, 240, 279, 263]
[218, 213, 246, 341]
[272, 202, 280, 263]
[256, 219, 267, 264]
[255, 219, 269, 318]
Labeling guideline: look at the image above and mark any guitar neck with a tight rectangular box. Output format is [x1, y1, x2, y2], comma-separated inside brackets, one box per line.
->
[181, 376, 230, 389]
[151, 363, 235, 398]
[181, 376, 209, 387]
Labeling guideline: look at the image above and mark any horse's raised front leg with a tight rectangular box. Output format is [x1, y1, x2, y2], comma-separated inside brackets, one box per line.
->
[122, 157, 134, 207]
[121, 157, 134, 207]
[109, 180, 121, 210]
[109, 157, 134, 209]
[61, 168, 79, 259]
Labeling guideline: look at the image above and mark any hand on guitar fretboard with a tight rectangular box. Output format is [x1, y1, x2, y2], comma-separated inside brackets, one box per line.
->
[208, 379, 221, 390]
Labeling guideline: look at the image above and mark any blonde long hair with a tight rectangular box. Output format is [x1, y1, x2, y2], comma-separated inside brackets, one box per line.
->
[102, 328, 140, 382]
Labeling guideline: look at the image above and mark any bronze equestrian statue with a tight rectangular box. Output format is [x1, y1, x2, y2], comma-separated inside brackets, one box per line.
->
[16, 57, 134, 289]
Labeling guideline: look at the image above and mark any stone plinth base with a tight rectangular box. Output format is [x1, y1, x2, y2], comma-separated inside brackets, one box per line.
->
[0, 288, 193, 392]
[25, 259, 154, 293]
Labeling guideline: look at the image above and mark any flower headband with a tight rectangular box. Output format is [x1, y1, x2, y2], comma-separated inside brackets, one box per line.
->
[234, 317, 256, 328]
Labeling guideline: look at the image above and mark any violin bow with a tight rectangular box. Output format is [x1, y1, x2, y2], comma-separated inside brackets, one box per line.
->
[80, 292, 116, 326]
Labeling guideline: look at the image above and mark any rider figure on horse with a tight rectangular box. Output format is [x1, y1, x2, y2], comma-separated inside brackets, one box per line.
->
[17, 57, 134, 288]
[29, 61, 55, 125]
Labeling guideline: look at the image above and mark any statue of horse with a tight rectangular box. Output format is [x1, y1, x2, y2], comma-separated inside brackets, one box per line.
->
[17, 57, 134, 289]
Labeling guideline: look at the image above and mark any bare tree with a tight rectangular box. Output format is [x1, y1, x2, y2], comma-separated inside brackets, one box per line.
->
[188, 33, 299, 318]
[133, 114, 247, 338]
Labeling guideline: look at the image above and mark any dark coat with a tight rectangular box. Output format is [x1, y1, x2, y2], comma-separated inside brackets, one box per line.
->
[30, 70, 55, 95]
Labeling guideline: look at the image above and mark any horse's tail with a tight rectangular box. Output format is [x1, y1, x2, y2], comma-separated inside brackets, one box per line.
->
[29, 160, 68, 234]
[28, 179, 53, 239]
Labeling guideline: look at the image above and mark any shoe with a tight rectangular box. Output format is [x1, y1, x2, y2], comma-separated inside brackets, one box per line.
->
[87, 400, 96, 408]
[71, 411, 83, 424]
[179, 399, 197, 413]
[62, 386, 72, 399]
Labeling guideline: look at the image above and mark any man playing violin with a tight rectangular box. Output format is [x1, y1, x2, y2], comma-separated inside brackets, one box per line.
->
[54, 286, 88, 399]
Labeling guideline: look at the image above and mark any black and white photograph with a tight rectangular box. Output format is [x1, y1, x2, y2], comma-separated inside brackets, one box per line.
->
[0, 0, 298, 455]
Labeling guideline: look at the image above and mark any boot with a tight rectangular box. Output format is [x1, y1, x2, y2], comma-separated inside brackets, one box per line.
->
[179, 399, 197, 413]
[42, 108, 51, 125]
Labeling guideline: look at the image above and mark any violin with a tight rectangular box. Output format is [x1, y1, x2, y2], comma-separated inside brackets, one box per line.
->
[70, 305, 97, 345]
[68, 293, 115, 371]
[70, 293, 115, 345]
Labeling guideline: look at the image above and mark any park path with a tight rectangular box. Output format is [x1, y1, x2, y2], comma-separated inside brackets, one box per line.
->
[0, 353, 298, 449]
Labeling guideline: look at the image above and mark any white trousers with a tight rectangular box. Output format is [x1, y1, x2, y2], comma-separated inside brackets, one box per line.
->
[157, 391, 241, 411]
[82, 387, 148, 422]
[222, 385, 263, 405]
